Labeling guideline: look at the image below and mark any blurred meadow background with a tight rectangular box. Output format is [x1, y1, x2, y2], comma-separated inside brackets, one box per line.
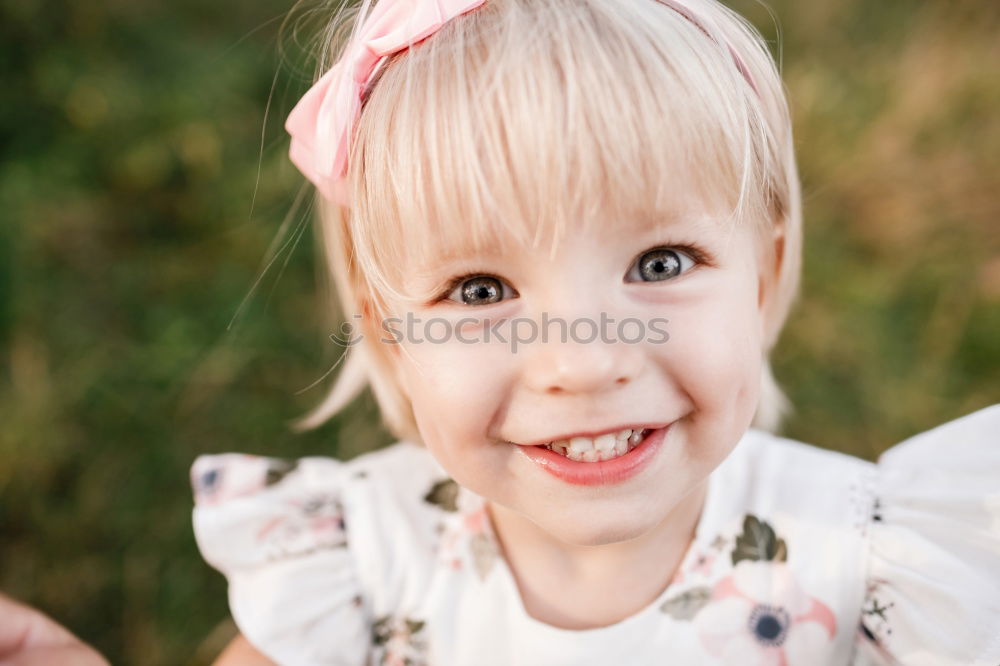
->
[0, 0, 997, 663]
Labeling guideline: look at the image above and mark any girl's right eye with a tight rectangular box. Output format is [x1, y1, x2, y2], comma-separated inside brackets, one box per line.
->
[443, 274, 519, 306]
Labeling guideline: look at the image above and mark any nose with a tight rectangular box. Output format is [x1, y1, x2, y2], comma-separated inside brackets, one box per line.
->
[522, 331, 644, 396]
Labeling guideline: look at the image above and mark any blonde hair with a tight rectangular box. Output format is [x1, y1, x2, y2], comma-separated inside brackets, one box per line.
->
[290, 0, 801, 441]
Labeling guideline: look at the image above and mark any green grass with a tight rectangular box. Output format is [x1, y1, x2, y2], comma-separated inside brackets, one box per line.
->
[1, 0, 997, 662]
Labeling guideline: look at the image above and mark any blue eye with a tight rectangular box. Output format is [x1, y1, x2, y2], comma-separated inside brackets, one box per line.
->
[626, 247, 697, 282]
[444, 275, 518, 306]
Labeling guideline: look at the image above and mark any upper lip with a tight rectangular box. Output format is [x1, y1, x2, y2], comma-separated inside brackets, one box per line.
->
[510, 422, 671, 447]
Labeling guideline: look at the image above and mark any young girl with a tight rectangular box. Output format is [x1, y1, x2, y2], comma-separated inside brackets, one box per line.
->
[190, 0, 1000, 663]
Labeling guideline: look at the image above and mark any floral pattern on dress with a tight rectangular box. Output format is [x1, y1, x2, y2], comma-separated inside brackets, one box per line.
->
[191, 454, 347, 561]
[695, 561, 838, 665]
[254, 492, 348, 561]
[191, 455, 298, 506]
[851, 486, 899, 661]
[660, 514, 837, 665]
[856, 577, 897, 662]
[669, 534, 730, 588]
[423, 478, 460, 512]
[372, 615, 429, 666]
[428, 478, 499, 580]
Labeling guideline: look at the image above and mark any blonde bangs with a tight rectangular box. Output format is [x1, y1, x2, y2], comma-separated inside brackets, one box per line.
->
[348, 0, 789, 308]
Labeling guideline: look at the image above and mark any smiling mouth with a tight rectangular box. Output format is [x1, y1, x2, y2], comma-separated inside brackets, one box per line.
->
[535, 428, 652, 463]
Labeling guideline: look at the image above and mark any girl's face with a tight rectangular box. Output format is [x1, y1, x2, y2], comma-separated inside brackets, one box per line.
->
[378, 197, 777, 546]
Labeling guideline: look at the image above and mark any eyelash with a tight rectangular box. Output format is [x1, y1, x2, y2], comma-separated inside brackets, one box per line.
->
[433, 244, 712, 306]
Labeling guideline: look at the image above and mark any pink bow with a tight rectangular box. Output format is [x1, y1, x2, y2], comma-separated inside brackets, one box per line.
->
[285, 0, 487, 205]
[285, 0, 756, 205]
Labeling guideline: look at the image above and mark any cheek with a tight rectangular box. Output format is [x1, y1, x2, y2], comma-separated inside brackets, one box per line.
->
[656, 276, 764, 420]
[395, 337, 511, 451]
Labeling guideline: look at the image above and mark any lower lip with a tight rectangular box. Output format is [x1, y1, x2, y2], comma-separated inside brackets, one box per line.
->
[516, 425, 671, 486]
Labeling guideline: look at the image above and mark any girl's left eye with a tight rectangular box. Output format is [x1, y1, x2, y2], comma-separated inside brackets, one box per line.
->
[625, 247, 698, 283]
[443, 274, 518, 306]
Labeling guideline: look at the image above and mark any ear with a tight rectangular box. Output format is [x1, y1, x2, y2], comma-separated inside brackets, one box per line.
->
[757, 224, 785, 320]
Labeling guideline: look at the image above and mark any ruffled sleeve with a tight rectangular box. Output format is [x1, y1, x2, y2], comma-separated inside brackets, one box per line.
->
[191, 453, 370, 666]
[853, 404, 1000, 666]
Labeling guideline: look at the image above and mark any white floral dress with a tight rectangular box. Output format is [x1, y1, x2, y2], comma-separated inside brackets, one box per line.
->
[191, 405, 1000, 666]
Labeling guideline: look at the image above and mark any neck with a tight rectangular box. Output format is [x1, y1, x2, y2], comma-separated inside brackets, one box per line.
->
[485, 481, 708, 629]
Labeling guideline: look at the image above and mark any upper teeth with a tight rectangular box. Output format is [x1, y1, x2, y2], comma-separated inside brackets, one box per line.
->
[542, 428, 650, 462]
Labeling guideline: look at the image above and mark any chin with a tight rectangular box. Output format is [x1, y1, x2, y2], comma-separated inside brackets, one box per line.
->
[540, 509, 655, 547]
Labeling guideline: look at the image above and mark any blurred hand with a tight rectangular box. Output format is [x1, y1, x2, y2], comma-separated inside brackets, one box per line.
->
[0, 593, 109, 666]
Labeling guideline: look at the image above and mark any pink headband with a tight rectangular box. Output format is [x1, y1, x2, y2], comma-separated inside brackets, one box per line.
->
[285, 0, 758, 206]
